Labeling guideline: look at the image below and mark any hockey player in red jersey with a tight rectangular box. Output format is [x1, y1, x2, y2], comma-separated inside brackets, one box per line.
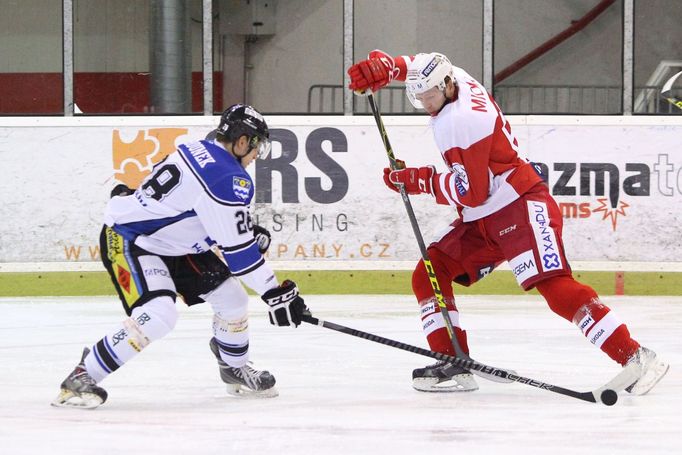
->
[52, 105, 309, 408]
[348, 50, 669, 394]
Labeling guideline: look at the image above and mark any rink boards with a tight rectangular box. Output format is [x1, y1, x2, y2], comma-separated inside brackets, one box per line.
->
[1, 115, 681, 271]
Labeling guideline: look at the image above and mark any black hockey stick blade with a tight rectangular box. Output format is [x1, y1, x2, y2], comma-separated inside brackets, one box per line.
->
[301, 313, 639, 405]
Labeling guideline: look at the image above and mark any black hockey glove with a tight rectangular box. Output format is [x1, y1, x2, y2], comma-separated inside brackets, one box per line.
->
[261, 280, 309, 327]
[110, 183, 134, 198]
[253, 224, 272, 254]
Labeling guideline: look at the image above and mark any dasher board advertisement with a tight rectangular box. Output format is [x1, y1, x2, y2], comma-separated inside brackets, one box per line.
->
[1, 116, 680, 265]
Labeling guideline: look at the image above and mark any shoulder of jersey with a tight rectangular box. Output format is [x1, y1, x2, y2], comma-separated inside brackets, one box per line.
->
[449, 68, 496, 119]
[177, 140, 253, 206]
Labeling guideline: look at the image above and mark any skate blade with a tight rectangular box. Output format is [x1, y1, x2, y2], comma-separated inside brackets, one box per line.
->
[626, 362, 670, 396]
[225, 384, 279, 399]
[51, 390, 103, 409]
[413, 375, 479, 393]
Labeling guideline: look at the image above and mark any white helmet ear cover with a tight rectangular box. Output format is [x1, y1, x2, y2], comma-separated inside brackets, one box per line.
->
[405, 53, 455, 109]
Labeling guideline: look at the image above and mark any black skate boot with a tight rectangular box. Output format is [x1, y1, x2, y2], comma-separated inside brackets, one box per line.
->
[412, 360, 479, 392]
[624, 346, 669, 395]
[209, 337, 277, 398]
[52, 348, 108, 409]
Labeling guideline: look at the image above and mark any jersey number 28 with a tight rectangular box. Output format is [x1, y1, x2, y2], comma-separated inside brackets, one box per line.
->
[235, 210, 254, 235]
[142, 164, 182, 201]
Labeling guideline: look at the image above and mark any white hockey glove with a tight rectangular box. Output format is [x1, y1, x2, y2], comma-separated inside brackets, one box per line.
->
[261, 280, 309, 327]
[253, 224, 271, 254]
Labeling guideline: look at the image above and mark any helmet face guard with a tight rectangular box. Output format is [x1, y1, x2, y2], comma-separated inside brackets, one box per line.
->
[248, 134, 272, 160]
[405, 53, 455, 109]
[409, 85, 447, 112]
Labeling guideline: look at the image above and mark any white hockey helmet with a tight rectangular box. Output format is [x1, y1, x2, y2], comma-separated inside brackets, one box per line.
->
[405, 52, 455, 109]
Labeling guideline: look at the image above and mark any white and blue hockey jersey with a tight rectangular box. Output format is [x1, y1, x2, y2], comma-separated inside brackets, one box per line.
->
[104, 139, 277, 295]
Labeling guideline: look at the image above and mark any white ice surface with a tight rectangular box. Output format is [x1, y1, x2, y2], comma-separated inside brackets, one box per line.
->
[0, 295, 679, 455]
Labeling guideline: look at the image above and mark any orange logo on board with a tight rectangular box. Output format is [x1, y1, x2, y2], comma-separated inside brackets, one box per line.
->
[112, 128, 188, 188]
[592, 198, 629, 231]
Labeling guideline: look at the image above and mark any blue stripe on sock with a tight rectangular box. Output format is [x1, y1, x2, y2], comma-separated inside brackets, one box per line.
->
[95, 339, 121, 372]
[92, 345, 112, 374]
[103, 336, 122, 364]
[216, 339, 249, 356]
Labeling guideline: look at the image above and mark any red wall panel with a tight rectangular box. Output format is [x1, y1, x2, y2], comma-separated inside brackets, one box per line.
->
[0, 72, 223, 114]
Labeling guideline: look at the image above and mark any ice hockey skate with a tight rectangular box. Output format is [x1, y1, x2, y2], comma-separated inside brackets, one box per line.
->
[624, 346, 669, 395]
[51, 348, 108, 409]
[209, 337, 278, 398]
[412, 360, 479, 392]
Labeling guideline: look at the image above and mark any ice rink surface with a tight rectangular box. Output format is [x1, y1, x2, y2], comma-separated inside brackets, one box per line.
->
[0, 294, 679, 455]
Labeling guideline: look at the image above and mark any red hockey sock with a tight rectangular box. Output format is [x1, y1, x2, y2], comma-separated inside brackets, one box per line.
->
[417, 297, 470, 356]
[412, 250, 469, 356]
[536, 276, 639, 365]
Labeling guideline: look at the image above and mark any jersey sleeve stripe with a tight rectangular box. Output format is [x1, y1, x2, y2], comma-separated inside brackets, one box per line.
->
[113, 210, 197, 240]
[218, 238, 256, 253]
[231, 257, 266, 277]
[221, 243, 263, 274]
[437, 173, 460, 206]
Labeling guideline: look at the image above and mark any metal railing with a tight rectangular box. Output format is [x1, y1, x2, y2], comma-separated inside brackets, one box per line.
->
[307, 84, 681, 115]
[495, 85, 682, 114]
[494, 85, 623, 114]
[633, 60, 682, 113]
[307, 85, 419, 114]
[633, 86, 682, 114]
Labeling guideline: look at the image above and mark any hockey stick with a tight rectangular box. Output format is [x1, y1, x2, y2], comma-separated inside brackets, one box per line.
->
[366, 93, 468, 361]
[301, 313, 639, 406]
[661, 70, 682, 111]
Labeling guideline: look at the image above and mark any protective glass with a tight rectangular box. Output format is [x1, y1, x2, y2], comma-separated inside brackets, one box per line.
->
[250, 135, 272, 159]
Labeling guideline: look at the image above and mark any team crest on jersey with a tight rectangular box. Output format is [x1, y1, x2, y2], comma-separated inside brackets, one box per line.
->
[451, 163, 470, 196]
[232, 176, 252, 200]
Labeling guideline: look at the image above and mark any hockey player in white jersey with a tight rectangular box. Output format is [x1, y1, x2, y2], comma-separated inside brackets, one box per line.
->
[53, 104, 308, 408]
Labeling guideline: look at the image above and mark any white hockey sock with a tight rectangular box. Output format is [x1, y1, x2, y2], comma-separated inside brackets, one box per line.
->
[205, 277, 251, 368]
[212, 313, 250, 367]
[84, 296, 178, 383]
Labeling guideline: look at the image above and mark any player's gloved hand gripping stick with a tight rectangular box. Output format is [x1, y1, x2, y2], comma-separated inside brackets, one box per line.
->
[262, 280, 308, 327]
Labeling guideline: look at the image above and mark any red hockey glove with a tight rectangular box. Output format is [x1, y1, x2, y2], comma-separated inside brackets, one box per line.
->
[383, 166, 436, 195]
[348, 49, 397, 94]
[382, 159, 405, 193]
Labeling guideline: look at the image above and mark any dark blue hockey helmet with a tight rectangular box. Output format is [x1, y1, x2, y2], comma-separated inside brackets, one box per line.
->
[216, 104, 271, 159]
